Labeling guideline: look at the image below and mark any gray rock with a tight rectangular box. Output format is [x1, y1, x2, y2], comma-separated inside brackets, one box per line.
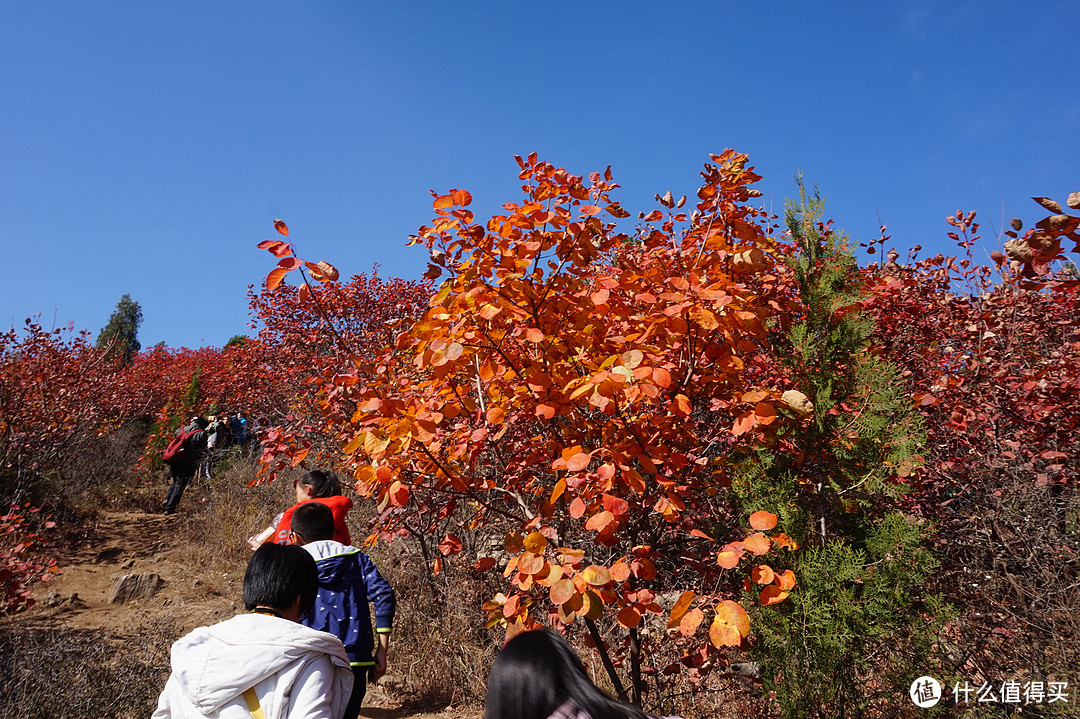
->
[109, 573, 164, 604]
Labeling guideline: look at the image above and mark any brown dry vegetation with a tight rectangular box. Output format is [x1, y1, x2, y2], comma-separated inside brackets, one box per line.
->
[1, 448, 483, 719]
[3, 428, 1077, 719]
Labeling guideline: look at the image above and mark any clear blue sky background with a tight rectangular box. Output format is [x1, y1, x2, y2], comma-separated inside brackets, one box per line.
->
[2, 1, 1076, 349]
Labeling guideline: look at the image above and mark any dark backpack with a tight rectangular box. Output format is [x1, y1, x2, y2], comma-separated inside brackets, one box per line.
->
[163, 429, 198, 465]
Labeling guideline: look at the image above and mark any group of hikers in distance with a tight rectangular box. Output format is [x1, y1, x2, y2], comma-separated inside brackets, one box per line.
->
[154, 448, 679, 717]
[161, 413, 251, 515]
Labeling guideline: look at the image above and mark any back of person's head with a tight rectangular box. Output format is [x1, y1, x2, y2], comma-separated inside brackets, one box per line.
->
[484, 628, 647, 719]
[298, 469, 341, 498]
[242, 543, 318, 617]
[291, 502, 335, 544]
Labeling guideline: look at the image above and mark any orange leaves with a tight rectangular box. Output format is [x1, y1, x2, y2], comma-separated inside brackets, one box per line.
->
[535, 403, 556, 420]
[710, 600, 750, 647]
[743, 533, 772, 555]
[258, 220, 339, 290]
[775, 569, 796, 591]
[668, 393, 692, 417]
[550, 579, 576, 605]
[438, 533, 463, 556]
[266, 268, 288, 290]
[732, 401, 778, 436]
[258, 239, 292, 257]
[717, 544, 743, 569]
[566, 452, 591, 471]
[709, 512, 796, 616]
[266, 154, 797, 641]
[582, 564, 612, 586]
[584, 510, 615, 532]
[678, 608, 705, 636]
[386, 481, 410, 507]
[750, 564, 775, 584]
[759, 585, 789, 606]
[552, 446, 592, 473]
[749, 510, 778, 531]
[668, 590, 696, 629]
[433, 189, 473, 214]
[523, 531, 548, 553]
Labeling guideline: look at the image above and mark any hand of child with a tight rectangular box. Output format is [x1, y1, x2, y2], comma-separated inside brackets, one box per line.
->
[370, 646, 388, 683]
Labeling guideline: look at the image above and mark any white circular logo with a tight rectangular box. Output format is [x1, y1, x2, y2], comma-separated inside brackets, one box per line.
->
[909, 676, 942, 708]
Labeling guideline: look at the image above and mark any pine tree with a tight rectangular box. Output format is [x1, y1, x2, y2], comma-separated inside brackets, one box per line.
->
[96, 293, 143, 365]
[734, 181, 942, 718]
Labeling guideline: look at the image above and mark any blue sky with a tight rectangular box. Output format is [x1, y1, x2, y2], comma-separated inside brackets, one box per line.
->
[2, 1, 1076, 349]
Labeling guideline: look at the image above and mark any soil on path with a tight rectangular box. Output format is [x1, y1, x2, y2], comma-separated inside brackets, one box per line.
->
[20, 510, 481, 719]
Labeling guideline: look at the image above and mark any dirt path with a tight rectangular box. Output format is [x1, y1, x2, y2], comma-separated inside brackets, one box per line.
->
[21, 511, 481, 719]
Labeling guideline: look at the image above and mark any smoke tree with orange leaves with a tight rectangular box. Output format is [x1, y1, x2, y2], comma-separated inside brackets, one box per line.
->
[257, 152, 806, 705]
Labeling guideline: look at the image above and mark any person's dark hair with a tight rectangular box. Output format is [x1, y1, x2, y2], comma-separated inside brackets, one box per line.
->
[484, 628, 648, 719]
[242, 543, 319, 617]
[291, 502, 335, 544]
[298, 469, 341, 498]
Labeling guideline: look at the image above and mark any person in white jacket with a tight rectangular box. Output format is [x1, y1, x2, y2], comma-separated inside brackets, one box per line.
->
[153, 543, 354, 719]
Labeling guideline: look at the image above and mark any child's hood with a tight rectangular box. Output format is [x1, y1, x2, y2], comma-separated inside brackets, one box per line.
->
[167, 612, 348, 713]
[302, 539, 363, 583]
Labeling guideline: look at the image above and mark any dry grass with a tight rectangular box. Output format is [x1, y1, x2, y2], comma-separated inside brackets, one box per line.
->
[0, 619, 177, 719]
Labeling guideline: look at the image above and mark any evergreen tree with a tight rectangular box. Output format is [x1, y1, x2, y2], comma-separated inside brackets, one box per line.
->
[224, 334, 248, 348]
[734, 181, 942, 718]
[96, 293, 143, 365]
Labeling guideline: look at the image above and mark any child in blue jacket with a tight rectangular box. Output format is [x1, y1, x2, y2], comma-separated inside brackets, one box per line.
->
[290, 502, 396, 719]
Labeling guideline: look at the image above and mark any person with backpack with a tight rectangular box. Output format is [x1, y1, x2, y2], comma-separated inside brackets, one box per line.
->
[162, 417, 209, 515]
[152, 543, 354, 719]
[289, 502, 395, 719]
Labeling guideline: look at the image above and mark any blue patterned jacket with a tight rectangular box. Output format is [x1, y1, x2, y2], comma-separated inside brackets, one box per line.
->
[300, 539, 396, 666]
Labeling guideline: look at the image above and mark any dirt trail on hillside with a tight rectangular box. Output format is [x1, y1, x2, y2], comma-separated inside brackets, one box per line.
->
[21, 511, 481, 719]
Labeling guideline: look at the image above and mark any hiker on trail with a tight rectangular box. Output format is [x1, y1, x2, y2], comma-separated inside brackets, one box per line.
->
[152, 543, 354, 719]
[247, 469, 353, 549]
[230, 411, 250, 451]
[162, 417, 209, 515]
[290, 502, 396, 719]
[201, 415, 230, 479]
[484, 628, 681, 719]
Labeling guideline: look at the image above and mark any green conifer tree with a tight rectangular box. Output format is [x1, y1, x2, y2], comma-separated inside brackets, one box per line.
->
[96, 293, 143, 365]
[734, 181, 942, 717]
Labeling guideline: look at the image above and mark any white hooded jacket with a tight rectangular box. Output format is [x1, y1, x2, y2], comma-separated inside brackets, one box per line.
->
[152, 612, 354, 719]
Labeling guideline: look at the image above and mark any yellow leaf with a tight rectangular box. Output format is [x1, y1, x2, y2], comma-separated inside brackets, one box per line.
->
[523, 531, 548, 553]
[667, 590, 696, 628]
[582, 564, 612, 586]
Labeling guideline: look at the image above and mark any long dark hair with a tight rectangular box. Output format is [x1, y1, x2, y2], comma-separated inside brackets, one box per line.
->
[484, 628, 649, 719]
[298, 469, 342, 498]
